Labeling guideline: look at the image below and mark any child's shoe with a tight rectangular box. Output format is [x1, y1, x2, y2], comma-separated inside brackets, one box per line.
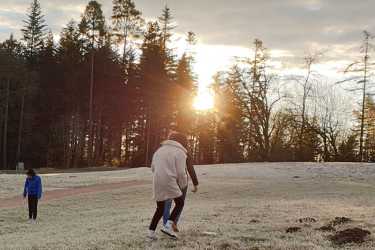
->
[172, 222, 179, 233]
[147, 230, 157, 241]
[161, 220, 178, 239]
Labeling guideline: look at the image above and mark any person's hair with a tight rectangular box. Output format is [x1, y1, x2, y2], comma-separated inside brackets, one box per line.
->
[168, 132, 188, 149]
[26, 169, 36, 177]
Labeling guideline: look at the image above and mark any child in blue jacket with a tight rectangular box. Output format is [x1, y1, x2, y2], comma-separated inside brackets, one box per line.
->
[23, 169, 42, 223]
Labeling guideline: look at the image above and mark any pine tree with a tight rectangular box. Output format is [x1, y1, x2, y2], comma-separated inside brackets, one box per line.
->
[79, 0, 107, 50]
[159, 5, 176, 48]
[139, 22, 172, 165]
[79, 1, 107, 166]
[158, 6, 177, 78]
[174, 53, 196, 134]
[215, 73, 244, 163]
[21, 0, 47, 65]
[112, 0, 143, 64]
[338, 134, 358, 162]
[58, 20, 87, 168]
[0, 34, 24, 57]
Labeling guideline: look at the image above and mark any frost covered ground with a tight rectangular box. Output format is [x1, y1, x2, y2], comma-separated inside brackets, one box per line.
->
[1, 162, 375, 249]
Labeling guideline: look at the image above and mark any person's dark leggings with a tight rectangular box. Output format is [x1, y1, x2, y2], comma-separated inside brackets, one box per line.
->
[28, 195, 38, 220]
[149, 195, 184, 231]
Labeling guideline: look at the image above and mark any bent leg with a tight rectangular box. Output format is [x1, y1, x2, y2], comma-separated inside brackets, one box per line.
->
[163, 199, 172, 226]
[149, 201, 165, 231]
[175, 187, 188, 224]
[169, 195, 185, 223]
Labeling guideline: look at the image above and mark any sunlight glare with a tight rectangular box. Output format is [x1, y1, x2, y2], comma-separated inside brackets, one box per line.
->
[193, 89, 214, 111]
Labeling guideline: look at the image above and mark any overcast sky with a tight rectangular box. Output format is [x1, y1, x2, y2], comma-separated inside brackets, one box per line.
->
[0, 0, 373, 82]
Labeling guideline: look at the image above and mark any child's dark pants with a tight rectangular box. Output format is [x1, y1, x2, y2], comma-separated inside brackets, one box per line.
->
[28, 195, 38, 220]
[149, 195, 184, 231]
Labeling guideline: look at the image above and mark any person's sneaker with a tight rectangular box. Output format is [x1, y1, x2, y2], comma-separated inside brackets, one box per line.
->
[172, 222, 179, 233]
[147, 230, 158, 241]
[31, 219, 37, 224]
[28, 219, 33, 224]
[161, 220, 178, 239]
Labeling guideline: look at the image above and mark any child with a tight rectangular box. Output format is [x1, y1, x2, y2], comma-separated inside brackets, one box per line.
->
[23, 169, 43, 223]
[147, 133, 189, 240]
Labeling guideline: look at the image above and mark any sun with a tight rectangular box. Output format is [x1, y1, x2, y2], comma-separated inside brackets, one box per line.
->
[193, 89, 215, 111]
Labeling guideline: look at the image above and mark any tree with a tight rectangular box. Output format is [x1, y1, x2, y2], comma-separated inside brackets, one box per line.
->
[21, 0, 47, 66]
[79, 0, 107, 166]
[158, 5, 176, 48]
[0, 50, 28, 169]
[138, 22, 172, 165]
[0, 34, 24, 57]
[215, 73, 244, 163]
[58, 20, 87, 168]
[79, 1, 106, 50]
[112, 0, 143, 65]
[174, 53, 196, 134]
[338, 134, 358, 162]
[338, 31, 375, 161]
[225, 40, 282, 161]
[158, 6, 177, 78]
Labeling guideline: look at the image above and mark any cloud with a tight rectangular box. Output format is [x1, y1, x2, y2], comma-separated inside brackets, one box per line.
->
[0, 0, 373, 79]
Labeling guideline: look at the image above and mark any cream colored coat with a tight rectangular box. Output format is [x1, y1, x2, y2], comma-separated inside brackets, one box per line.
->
[151, 140, 188, 202]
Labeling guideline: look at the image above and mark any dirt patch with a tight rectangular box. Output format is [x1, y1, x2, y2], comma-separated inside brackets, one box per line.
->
[286, 227, 302, 233]
[317, 225, 336, 232]
[329, 217, 352, 226]
[0, 180, 150, 209]
[298, 217, 317, 223]
[329, 227, 371, 245]
[249, 219, 260, 223]
[215, 240, 241, 250]
[236, 236, 267, 243]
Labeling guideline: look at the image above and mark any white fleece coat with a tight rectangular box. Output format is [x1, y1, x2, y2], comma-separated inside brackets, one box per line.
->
[151, 140, 188, 201]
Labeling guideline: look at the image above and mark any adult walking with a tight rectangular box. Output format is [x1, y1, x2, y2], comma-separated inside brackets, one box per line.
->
[147, 132, 189, 240]
[162, 148, 199, 232]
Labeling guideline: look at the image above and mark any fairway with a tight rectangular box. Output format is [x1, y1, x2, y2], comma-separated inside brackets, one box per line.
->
[1, 162, 375, 249]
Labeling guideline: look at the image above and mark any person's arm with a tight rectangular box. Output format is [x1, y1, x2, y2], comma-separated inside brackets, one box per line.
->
[186, 155, 199, 187]
[175, 151, 188, 190]
[23, 179, 28, 198]
[37, 177, 42, 199]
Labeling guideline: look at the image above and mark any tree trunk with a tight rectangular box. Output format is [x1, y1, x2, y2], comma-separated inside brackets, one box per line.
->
[2, 78, 10, 169]
[16, 90, 25, 166]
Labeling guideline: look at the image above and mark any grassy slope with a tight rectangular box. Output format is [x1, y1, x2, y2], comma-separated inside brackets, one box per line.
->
[1, 162, 375, 249]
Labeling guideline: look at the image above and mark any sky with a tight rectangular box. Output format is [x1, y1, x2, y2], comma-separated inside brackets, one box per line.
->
[0, 0, 373, 88]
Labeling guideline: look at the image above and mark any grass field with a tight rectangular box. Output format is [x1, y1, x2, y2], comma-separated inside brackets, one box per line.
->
[1, 162, 375, 250]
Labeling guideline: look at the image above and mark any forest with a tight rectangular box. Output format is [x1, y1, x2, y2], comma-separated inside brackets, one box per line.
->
[0, 0, 374, 169]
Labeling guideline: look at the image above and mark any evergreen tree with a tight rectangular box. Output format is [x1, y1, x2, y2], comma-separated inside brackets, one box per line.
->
[79, 0, 107, 50]
[174, 53, 196, 134]
[0, 34, 24, 57]
[215, 73, 244, 163]
[112, 0, 143, 64]
[138, 22, 172, 165]
[58, 20, 87, 168]
[79, 1, 107, 166]
[338, 134, 358, 162]
[158, 6, 177, 78]
[21, 0, 47, 65]
[159, 5, 176, 48]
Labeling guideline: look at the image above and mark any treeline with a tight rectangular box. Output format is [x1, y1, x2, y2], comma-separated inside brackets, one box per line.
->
[0, 0, 373, 169]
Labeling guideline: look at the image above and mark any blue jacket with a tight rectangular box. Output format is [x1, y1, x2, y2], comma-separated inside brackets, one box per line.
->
[23, 175, 42, 199]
